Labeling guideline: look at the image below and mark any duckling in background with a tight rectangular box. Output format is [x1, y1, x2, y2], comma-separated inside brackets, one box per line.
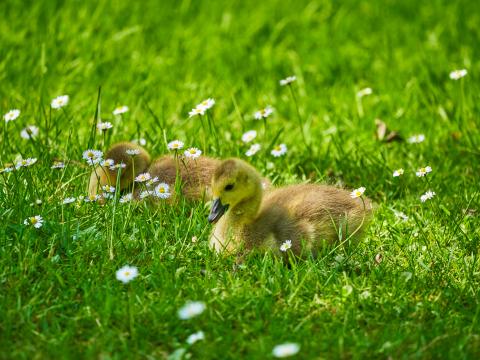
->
[88, 142, 151, 197]
[88, 142, 222, 201]
[208, 159, 372, 258]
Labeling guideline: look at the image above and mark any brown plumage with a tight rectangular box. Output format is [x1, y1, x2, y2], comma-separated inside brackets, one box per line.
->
[208, 158, 372, 258]
[88, 142, 220, 201]
[147, 155, 220, 200]
[88, 142, 151, 197]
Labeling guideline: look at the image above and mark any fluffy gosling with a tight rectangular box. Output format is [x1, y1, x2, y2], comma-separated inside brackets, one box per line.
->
[208, 159, 372, 258]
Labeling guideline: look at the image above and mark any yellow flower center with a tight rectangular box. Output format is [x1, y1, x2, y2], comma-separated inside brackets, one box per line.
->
[159, 188, 165, 193]
[125, 271, 130, 276]
[30, 217, 37, 224]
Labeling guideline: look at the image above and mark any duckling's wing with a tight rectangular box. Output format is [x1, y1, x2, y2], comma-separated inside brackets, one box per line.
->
[263, 184, 371, 245]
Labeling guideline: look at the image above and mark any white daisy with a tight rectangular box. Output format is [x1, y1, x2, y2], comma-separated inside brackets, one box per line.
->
[126, 149, 141, 156]
[1, 167, 14, 173]
[51, 161, 65, 169]
[408, 134, 425, 144]
[139, 190, 154, 199]
[24, 215, 44, 229]
[198, 98, 215, 110]
[393, 210, 409, 221]
[101, 159, 115, 168]
[167, 140, 184, 151]
[356, 87, 373, 98]
[178, 301, 206, 320]
[97, 121, 113, 131]
[189, 106, 205, 117]
[82, 149, 103, 165]
[146, 176, 159, 187]
[3, 109, 20, 122]
[84, 194, 100, 202]
[155, 183, 171, 199]
[113, 105, 129, 115]
[271, 144, 287, 157]
[103, 192, 115, 200]
[393, 168, 404, 177]
[350, 187, 366, 199]
[15, 158, 38, 169]
[186, 331, 205, 345]
[135, 173, 151, 183]
[272, 343, 300, 358]
[119, 194, 133, 203]
[420, 190, 436, 203]
[241, 130, 257, 143]
[20, 125, 39, 140]
[254, 106, 273, 120]
[62, 197, 76, 205]
[246, 143, 261, 157]
[102, 185, 116, 193]
[116, 265, 138, 284]
[51, 95, 69, 109]
[416, 166, 432, 177]
[184, 147, 202, 159]
[343, 284, 354, 296]
[280, 240, 292, 252]
[449, 69, 467, 80]
[359, 290, 371, 300]
[279, 76, 296, 86]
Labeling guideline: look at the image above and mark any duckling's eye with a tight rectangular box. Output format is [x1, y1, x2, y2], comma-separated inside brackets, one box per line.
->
[224, 184, 234, 191]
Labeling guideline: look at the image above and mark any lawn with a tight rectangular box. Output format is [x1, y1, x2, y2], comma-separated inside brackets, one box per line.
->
[1, 0, 480, 358]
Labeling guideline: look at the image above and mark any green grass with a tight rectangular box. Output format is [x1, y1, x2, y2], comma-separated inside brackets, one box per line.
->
[1, 0, 480, 358]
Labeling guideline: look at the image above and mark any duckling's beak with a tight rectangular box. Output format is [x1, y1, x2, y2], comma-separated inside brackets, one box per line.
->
[208, 198, 229, 223]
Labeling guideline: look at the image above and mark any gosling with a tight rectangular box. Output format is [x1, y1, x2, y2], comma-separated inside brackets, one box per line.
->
[208, 159, 372, 258]
[88, 142, 220, 201]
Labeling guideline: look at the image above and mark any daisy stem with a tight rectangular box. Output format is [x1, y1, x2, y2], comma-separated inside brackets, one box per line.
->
[131, 156, 136, 196]
[3, 121, 9, 159]
[356, 96, 364, 118]
[199, 116, 207, 153]
[288, 84, 308, 147]
[207, 112, 220, 153]
[90, 163, 102, 195]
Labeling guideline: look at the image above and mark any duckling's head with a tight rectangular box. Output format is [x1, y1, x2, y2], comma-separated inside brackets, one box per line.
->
[208, 158, 262, 223]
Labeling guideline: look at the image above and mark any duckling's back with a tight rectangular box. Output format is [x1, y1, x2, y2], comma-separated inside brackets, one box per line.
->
[260, 184, 372, 252]
[148, 156, 220, 200]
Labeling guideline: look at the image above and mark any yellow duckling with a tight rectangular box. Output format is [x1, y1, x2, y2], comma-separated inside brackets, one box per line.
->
[88, 142, 220, 201]
[208, 158, 372, 258]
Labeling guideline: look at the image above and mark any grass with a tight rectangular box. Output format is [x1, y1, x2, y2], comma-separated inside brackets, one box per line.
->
[1, 0, 480, 358]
